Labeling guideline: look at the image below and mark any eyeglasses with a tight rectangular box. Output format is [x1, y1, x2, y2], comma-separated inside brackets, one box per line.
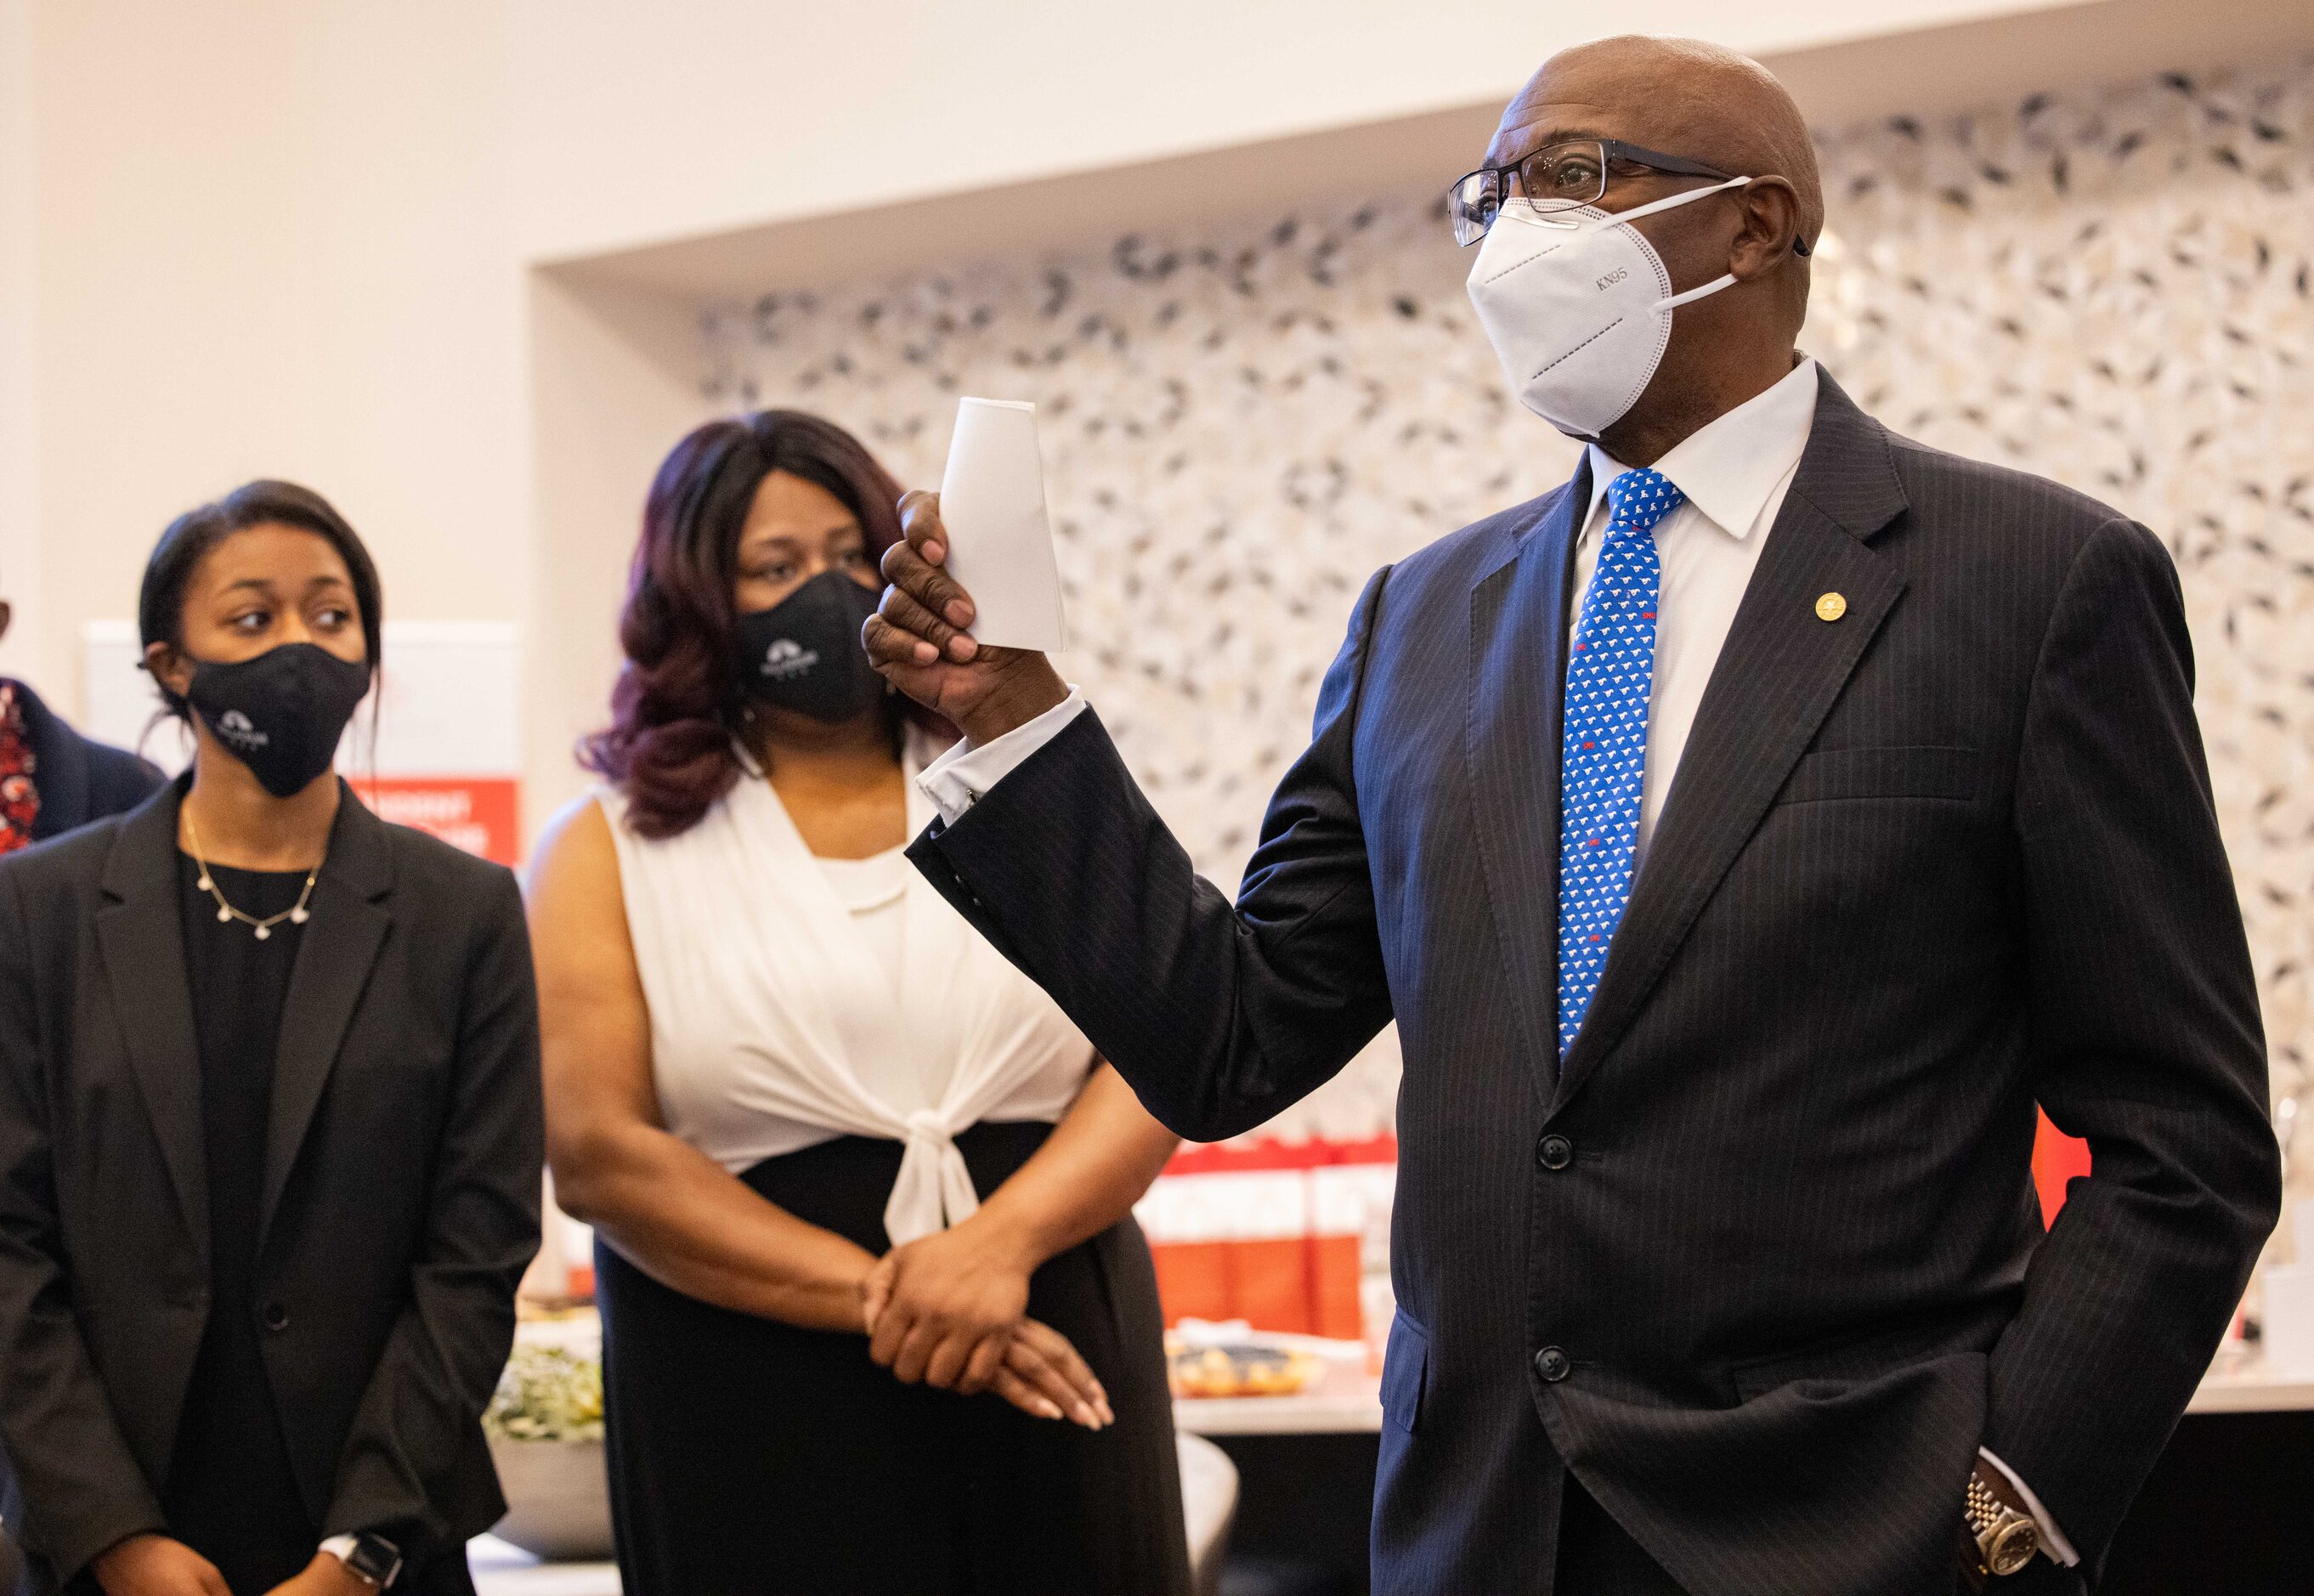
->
[1448, 138, 1740, 247]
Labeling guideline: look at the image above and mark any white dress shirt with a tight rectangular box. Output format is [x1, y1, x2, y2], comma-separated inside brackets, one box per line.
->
[1570, 359, 1816, 857]
[914, 354, 2076, 1566]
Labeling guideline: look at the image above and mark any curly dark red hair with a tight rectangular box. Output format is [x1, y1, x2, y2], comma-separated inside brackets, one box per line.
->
[580, 410, 935, 839]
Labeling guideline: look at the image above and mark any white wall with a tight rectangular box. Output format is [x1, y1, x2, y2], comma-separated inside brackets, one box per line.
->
[14, 0, 524, 722]
[0, 0, 37, 681]
[523, 273, 707, 826]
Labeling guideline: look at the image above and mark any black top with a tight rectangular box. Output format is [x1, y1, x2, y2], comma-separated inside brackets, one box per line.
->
[161, 855, 314, 1591]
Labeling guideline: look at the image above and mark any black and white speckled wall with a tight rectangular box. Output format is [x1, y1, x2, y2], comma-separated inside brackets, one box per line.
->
[704, 54, 2314, 1143]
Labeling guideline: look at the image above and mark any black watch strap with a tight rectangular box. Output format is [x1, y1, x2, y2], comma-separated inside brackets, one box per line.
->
[343, 1533, 403, 1589]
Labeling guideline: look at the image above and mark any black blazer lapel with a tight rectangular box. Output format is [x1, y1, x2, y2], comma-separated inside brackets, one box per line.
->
[1552, 375, 1909, 1115]
[93, 780, 207, 1268]
[1467, 463, 1587, 1101]
[261, 784, 393, 1242]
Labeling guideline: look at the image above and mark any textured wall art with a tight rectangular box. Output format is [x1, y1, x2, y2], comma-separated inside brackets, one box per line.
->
[704, 53, 2314, 1149]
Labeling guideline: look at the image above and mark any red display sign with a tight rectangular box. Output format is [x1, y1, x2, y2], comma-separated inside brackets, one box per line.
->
[1141, 1136, 1396, 1340]
[353, 777, 521, 866]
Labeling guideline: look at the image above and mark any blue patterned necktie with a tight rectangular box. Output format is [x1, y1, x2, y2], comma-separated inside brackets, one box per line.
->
[1557, 467, 1684, 1059]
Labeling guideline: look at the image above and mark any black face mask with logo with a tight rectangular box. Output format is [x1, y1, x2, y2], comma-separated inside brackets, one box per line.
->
[184, 642, 373, 799]
[733, 570, 887, 724]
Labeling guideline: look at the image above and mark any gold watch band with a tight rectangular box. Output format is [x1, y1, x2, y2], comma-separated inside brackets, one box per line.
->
[1965, 1474, 2040, 1577]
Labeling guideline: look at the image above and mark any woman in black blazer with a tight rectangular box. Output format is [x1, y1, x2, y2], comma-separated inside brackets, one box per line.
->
[0, 483, 542, 1596]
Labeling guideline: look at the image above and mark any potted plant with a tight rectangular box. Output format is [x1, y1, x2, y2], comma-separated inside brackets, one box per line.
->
[483, 1341, 614, 1561]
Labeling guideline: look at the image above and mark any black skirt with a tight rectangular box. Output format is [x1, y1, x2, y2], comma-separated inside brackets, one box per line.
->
[595, 1121, 1191, 1596]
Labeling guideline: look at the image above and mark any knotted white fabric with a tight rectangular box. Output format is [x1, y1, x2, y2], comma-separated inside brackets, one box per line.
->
[600, 730, 1095, 1245]
[898, 1108, 985, 1244]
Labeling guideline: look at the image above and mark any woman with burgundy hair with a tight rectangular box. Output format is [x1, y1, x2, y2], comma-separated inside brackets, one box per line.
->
[526, 410, 1189, 1595]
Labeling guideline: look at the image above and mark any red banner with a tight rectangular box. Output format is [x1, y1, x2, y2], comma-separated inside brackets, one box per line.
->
[1142, 1136, 1396, 1339]
[353, 777, 520, 866]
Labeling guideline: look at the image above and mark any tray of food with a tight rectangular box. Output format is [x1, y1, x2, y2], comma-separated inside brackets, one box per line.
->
[1166, 1337, 1324, 1400]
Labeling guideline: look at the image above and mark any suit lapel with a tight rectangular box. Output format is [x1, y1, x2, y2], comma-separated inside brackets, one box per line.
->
[1466, 465, 1587, 1103]
[93, 780, 207, 1268]
[1551, 376, 1910, 1115]
[260, 784, 393, 1243]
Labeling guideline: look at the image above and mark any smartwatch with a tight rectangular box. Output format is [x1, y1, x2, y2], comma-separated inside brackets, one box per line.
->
[320, 1533, 403, 1590]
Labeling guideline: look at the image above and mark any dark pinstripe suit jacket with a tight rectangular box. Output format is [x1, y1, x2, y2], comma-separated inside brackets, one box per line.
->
[909, 372, 2280, 1595]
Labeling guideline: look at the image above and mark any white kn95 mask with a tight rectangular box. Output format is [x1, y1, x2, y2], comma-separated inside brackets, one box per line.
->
[1465, 175, 1751, 438]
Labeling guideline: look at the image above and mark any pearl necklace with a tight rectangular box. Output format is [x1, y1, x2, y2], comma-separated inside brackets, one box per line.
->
[183, 808, 321, 942]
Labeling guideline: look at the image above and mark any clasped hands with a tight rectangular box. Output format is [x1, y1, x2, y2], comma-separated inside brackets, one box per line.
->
[862, 1209, 1112, 1432]
[93, 1539, 363, 1596]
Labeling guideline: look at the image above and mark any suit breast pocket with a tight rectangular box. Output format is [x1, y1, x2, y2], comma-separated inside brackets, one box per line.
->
[1775, 745, 1979, 806]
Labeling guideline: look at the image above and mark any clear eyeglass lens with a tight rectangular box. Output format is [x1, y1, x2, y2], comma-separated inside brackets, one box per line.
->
[1450, 172, 1502, 246]
[1451, 142, 1609, 244]
[1525, 143, 1607, 207]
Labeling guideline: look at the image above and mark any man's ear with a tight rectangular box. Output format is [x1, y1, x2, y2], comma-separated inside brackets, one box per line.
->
[1729, 177, 1802, 281]
[143, 639, 193, 701]
[0, 601, 13, 647]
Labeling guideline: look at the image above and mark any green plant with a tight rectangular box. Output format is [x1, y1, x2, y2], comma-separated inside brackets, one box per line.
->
[484, 1344, 604, 1443]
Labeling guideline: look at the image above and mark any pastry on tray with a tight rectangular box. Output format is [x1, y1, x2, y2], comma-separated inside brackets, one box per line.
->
[1166, 1338, 1322, 1399]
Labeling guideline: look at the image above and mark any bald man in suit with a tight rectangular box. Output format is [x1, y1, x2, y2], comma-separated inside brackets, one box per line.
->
[868, 37, 2277, 1596]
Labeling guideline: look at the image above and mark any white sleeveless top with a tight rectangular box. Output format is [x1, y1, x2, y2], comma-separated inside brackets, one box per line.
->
[598, 733, 1095, 1244]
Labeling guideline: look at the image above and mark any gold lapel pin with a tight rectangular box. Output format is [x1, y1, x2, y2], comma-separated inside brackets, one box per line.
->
[1814, 591, 1847, 622]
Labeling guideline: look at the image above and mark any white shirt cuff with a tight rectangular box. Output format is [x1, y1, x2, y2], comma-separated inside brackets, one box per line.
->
[916, 688, 1089, 825]
[1977, 1446, 2080, 1566]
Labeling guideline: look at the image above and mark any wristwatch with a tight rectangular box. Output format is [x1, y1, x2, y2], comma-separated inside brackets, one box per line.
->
[1964, 1473, 2040, 1579]
[320, 1532, 403, 1589]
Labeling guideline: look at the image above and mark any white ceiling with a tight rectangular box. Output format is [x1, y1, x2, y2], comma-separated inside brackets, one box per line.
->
[543, 0, 2314, 301]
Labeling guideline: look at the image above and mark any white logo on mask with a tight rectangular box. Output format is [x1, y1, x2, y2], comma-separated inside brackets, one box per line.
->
[1464, 175, 1751, 438]
[215, 709, 270, 750]
[761, 638, 819, 681]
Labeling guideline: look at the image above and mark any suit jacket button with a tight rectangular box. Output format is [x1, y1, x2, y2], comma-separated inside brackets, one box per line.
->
[261, 1302, 290, 1333]
[1536, 1135, 1573, 1171]
[1535, 1346, 1570, 1383]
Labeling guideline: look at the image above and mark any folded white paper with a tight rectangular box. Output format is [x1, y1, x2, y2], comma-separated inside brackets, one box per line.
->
[936, 397, 1067, 652]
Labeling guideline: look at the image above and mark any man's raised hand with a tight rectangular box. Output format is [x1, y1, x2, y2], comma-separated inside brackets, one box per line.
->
[866, 490, 1068, 745]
